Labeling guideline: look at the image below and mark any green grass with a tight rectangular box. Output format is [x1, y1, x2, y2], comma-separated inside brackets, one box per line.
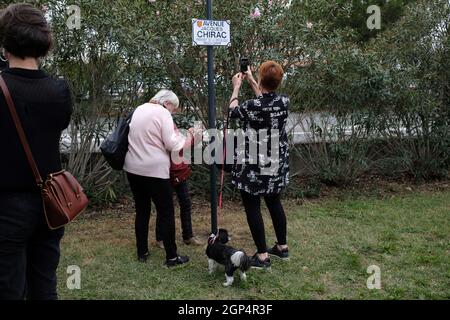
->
[57, 190, 450, 300]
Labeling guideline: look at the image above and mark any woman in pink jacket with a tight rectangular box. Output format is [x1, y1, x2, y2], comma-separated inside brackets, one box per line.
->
[124, 89, 197, 267]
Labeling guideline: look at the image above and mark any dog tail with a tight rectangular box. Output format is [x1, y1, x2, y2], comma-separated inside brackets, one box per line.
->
[239, 253, 251, 272]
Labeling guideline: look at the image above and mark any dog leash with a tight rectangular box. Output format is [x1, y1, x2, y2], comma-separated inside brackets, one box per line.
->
[218, 112, 229, 211]
[210, 111, 230, 245]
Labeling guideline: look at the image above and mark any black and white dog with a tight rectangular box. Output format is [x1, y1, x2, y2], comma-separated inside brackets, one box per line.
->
[206, 229, 251, 287]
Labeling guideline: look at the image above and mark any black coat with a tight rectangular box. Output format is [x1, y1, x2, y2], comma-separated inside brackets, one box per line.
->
[0, 68, 72, 192]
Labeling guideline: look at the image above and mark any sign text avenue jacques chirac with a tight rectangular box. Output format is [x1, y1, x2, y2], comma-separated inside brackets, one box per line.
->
[192, 19, 231, 46]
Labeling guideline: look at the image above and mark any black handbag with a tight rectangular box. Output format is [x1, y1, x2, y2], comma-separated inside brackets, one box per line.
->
[101, 112, 133, 170]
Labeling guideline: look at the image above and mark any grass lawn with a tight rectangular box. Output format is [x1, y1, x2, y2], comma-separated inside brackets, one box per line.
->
[57, 189, 450, 300]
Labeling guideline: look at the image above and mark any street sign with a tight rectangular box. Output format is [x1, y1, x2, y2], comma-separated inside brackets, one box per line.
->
[192, 19, 231, 47]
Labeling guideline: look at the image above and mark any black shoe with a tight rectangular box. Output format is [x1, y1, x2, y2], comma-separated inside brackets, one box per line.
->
[166, 255, 190, 268]
[250, 254, 271, 270]
[267, 243, 289, 260]
[138, 252, 149, 263]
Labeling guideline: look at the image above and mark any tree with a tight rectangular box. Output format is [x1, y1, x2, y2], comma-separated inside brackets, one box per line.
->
[1, 0, 447, 197]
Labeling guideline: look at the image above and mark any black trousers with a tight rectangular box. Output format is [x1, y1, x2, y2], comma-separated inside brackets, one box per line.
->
[127, 173, 177, 260]
[156, 181, 193, 242]
[0, 192, 64, 300]
[240, 191, 287, 254]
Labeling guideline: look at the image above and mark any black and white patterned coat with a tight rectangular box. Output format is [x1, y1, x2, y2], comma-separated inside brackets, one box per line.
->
[230, 92, 290, 196]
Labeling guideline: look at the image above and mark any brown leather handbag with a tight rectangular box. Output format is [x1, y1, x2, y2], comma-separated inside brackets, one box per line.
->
[0, 75, 88, 230]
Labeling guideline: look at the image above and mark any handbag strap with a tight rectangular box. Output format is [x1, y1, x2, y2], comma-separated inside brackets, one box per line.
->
[0, 74, 44, 187]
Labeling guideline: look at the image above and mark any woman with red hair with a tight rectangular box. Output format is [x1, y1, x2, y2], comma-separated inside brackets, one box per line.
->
[229, 61, 290, 269]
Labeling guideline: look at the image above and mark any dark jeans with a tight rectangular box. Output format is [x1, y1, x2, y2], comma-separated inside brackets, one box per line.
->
[240, 191, 287, 254]
[0, 192, 64, 300]
[156, 181, 193, 241]
[127, 173, 177, 260]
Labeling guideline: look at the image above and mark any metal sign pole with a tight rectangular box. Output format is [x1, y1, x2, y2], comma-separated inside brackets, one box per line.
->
[206, 0, 218, 236]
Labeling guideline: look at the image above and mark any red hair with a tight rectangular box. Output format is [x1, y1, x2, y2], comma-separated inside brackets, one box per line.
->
[259, 61, 284, 92]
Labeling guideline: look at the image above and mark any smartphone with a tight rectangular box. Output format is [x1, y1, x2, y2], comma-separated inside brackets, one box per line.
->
[240, 58, 249, 73]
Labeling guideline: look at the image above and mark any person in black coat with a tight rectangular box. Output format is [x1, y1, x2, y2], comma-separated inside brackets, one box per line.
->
[0, 4, 72, 300]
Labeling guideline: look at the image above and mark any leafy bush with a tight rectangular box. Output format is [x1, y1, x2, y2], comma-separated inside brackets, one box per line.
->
[1, 0, 447, 200]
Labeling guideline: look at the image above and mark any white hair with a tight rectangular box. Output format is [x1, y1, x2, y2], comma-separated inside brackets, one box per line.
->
[150, 89, 179, 109]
